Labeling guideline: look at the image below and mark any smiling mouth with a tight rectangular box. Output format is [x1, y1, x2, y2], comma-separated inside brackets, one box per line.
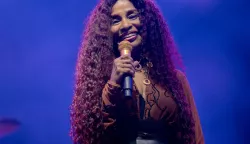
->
[120, 33, 138, 42]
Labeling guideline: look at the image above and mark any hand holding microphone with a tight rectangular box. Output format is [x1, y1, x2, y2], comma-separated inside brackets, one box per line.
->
[109, 41, 139, 97]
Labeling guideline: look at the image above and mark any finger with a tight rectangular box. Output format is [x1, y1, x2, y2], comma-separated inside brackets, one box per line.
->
[117, 63, 135, 74]
[120, 63, 133, 69]
[133, 61, 140, 68]
[120, 55, 133, 61]
[119, 59, 134, 65]
[120, 68, 135, 77]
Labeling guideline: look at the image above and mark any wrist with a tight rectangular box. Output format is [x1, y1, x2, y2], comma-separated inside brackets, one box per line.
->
[107, 80, 121, 87]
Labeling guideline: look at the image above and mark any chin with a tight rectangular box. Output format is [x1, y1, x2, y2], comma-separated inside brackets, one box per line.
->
[131, 36, 142, 49]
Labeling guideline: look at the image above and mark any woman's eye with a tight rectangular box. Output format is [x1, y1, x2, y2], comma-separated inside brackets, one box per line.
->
[128, 14, 138, 19]
[112, 19, 120, 25]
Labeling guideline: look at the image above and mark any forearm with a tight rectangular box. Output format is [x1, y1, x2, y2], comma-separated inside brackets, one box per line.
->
[101, 80, 138, 137]
[102, 80, 122, 106]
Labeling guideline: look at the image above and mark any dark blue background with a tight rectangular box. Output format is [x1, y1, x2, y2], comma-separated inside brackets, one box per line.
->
[0, 0, 249, 143]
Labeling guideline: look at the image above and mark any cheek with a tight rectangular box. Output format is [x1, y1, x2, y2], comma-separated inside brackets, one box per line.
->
[135, 22, 143, 38]
[110, 26, 118, 35]
[110, 26, 119, 42]
[135, 19, 141, 29]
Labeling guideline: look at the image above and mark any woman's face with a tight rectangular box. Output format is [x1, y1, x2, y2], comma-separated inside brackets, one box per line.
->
[110, 0, 142, 49]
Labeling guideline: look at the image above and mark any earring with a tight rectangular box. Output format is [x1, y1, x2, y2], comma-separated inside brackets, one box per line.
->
[135, 63, 142, 72]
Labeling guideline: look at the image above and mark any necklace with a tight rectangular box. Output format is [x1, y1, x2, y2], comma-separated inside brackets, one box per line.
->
[135, 56, 153, 85]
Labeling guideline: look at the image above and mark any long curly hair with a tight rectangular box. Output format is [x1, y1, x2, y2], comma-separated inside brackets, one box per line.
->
[70, 0, 195, 144]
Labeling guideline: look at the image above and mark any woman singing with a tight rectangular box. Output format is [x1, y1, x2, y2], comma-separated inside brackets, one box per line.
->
[70, 0, 204, 143]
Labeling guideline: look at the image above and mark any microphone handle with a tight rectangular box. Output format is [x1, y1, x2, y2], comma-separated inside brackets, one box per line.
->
[123, 74, 133, 97]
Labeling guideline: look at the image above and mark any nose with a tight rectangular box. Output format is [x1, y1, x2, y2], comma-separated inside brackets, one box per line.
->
[120, 19, 132, 32]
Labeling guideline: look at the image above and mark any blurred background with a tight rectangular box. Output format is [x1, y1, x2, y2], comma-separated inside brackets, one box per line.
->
[0, 0, 249, 143]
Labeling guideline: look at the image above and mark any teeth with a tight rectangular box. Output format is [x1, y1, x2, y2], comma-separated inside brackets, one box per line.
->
[124, 33, 136, 38]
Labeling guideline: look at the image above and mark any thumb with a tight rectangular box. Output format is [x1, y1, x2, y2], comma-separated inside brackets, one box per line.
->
[133, 61, 140, 67]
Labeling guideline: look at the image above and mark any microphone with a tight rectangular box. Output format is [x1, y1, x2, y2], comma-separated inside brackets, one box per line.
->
[118, 41, 133, 97]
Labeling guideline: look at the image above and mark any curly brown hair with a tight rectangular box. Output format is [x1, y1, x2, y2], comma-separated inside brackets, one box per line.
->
[70, 0, 195, 144]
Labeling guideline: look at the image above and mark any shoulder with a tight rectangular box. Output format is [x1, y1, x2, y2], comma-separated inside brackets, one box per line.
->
[174, 69, 187, 83]
[174, 69, 192, 96]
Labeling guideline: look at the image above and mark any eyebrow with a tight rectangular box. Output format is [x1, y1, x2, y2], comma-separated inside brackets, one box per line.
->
[111, 9, 138, 17]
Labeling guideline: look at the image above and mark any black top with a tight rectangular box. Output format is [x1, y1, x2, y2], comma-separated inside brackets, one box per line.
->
[118, 95, 169, 144]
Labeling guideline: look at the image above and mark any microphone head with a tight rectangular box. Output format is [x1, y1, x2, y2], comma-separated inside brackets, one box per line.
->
[118, 41, 132, 56]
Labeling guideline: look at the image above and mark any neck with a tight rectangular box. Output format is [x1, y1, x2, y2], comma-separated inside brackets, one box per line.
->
[131, 44, 147, 61]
